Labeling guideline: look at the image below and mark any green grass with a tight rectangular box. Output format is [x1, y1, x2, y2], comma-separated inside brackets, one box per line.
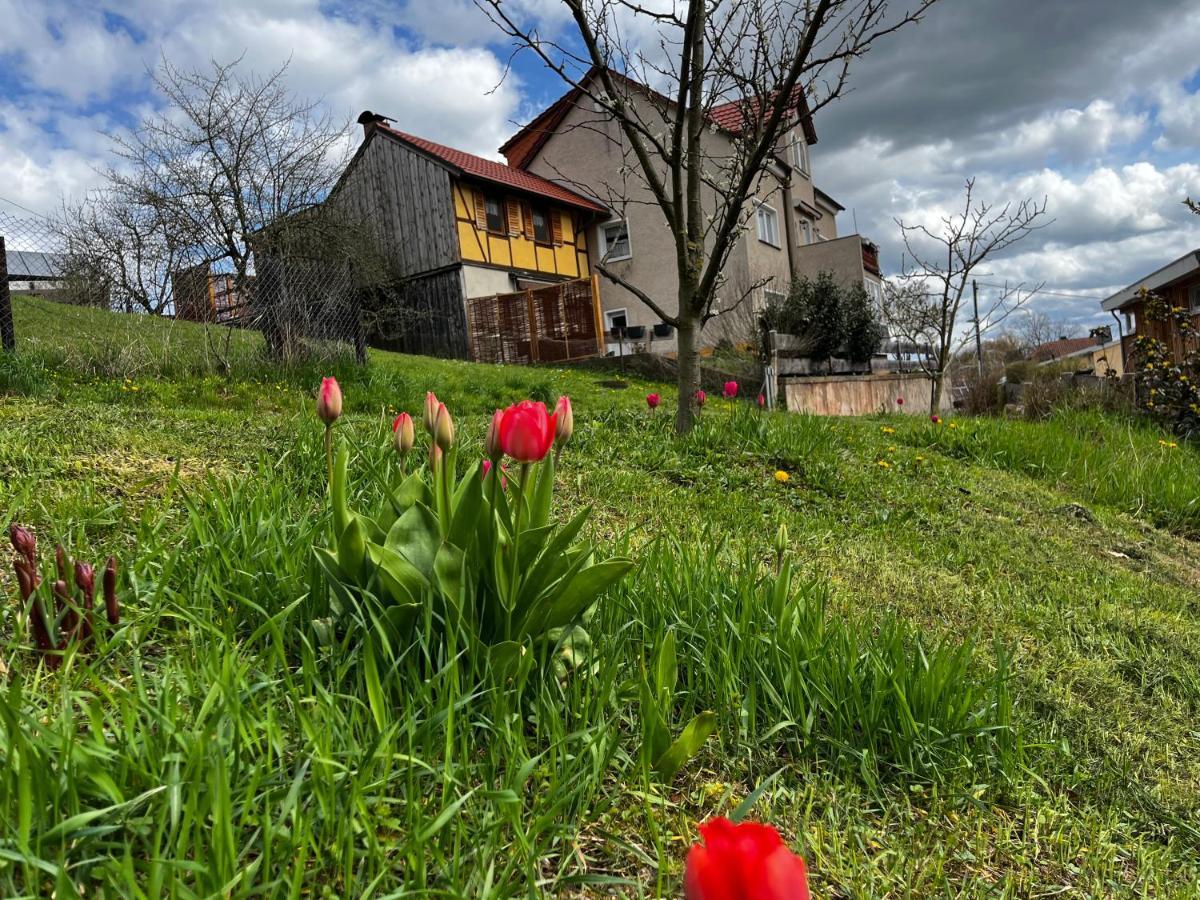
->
[2, 296, 1200, 896]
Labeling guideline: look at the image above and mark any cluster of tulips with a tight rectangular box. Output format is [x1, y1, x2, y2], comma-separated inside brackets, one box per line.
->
[8, 524, 120, 669]
[645, 380, 767, 412]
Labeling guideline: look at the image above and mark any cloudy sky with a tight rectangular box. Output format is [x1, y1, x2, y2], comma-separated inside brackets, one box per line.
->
[2, 0, 1198, 334]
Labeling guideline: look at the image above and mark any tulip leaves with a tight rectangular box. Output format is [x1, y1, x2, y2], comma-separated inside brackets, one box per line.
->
[317, 430, 632, 663]
[641, 629, 717, 783]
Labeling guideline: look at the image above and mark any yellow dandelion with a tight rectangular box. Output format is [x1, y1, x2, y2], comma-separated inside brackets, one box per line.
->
[774, 470, 790, 483]
[881, 426, 896, 434]
[915, 455, 926, 463]
[877, 460, 891, 468]
[948, 422, 958, 429]
[887, 445, 897, 453]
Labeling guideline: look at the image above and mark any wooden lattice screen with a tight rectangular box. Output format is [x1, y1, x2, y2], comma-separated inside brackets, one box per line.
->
[466, 275, 603, 365]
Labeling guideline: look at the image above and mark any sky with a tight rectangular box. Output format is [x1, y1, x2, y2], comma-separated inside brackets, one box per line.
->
[2, 0, 1199, 336]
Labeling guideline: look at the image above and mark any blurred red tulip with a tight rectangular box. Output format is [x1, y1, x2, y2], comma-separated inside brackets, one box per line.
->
[896, 396, 904, 406]
[684, 818, 810, 900]
[317, 377, 342, 425]
[8, 523, 35, 561]
[424, 391, 440, 434]
[647, 393, 661, 409]
[482, 459, 508, 490]
[485, 409, 504, 460]
[930, 414, 941, 424]
[757, 393, 766, 409]
[392, 412, 415, 454]
[695, 390, 707, 408]
[499, 400, 558, 463]
[554, 396, 574, 447]
[723, 381, 738, 399]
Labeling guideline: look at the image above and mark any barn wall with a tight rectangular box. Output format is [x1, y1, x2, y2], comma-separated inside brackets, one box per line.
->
[375, 268, 470, 360]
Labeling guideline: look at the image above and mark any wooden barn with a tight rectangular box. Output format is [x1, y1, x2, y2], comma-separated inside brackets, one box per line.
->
[334, 113, 610, 361]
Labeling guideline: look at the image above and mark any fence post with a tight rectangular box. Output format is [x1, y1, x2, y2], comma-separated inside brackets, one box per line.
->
[0, 237, 14, 352]
[590, 272, 603, 356]
[525, 288, 539, 363]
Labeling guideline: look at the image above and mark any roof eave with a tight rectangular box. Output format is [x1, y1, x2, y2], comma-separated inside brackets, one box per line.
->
[1101, 248, 1200, 310]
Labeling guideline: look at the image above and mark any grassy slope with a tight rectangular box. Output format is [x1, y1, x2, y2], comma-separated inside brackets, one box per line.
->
[3, 296, 1200, 896]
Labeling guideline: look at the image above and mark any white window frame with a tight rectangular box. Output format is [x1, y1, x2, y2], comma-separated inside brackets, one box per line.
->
[598, 218, 632, 262]
[604, 307, 628, 333]
[791, 132, 810, 175]
[755, 202, 781, 249]
[1189, 284, 1200, 313]
[796, 215, 812, 245]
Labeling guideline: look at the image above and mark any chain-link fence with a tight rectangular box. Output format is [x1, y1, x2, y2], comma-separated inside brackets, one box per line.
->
[1, 200, 369, 377]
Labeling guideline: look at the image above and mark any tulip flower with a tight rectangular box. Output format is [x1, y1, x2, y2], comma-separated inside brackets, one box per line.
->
[103, 556, 119, 626]
[485, 409, 504, 460]
[75, 560, 96, 644]
[684, 818, 810, 900]
[482, 459, 508, 490]
[317, 377, 343, 425]
[554, 396, 573, 451]
[499, 400, 558, 463]
[723, 381, 738, 400]
[757, 392, 766, 409]
[896, 396, 904, 407]
[930, 414, 941, 424]
[694, 390, 707, 408]
[392, 412, 415, 456]
[647, 393, 661, 410]
[433, 403, 455, 451]
[424, 391, 440, 435]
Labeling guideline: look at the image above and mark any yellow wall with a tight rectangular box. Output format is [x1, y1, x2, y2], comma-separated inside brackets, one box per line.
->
[454, 180, 590, 279]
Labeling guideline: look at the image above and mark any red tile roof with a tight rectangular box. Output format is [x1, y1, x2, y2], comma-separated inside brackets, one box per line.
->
[377, 125, 606, 213]
[1029, 337, 1097, 362]
[709, 85, 814, 141]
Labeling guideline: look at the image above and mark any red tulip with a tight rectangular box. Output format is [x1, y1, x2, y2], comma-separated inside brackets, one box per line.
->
[392, 412, 415, 454]
[695, 390, 707, 408]
[723, 381, 738, 400]
[317, 377, 342, 425]
[482, 459, 508, 490]
[499, 400, 558, 463]
[485, 409, 504, 460]
[9, 523, 35, 561]
[647, 393, 661, 409]
[896, 396, 904, 406]
[757, 393, 766, 409]
[684, 818, 810, 900]
[554, 396, 574, 448]
[930, 414, 941, 424]
[103, 556, 119, 625]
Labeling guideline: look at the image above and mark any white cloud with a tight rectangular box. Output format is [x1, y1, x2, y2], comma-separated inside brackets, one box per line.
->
[1153, 81, 1200, 151]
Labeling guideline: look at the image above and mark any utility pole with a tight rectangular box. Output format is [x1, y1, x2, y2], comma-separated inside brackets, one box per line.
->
[0, 237, 14, 353]
[972, 278, 983, 379]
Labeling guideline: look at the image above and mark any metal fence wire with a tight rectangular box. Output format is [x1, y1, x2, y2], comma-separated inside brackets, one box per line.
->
[0, 201, 367, 368]
[466, 276, 603, 365]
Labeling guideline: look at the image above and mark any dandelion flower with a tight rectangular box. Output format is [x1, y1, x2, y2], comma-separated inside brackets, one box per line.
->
[881, 426, 896, 435]
[774, 470, 790, 484]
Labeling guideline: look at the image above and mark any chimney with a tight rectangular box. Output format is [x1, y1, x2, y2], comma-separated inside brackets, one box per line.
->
[356, 110, 387, 139]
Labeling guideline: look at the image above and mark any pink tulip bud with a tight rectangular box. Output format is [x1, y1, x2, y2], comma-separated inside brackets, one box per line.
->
[723, 381, 738, 400]
[392, 412, 415, 455]
[482, 459, 508, 490]
[485, 409, 504, 460]
[695, 390, 707, 408]
[646, 393, 661, 409]
[433, 403, 455, 451]
[757, 393, 766, 409]
[423, 392, 440, 435]
[554, 396, 573, 448]
[317, 377, 343, 425]
[103, 556, 119, 626]
[9, 523, 36, 561]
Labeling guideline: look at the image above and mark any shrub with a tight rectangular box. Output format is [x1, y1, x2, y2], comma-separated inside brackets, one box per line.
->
[1132, 288, 1199, 439]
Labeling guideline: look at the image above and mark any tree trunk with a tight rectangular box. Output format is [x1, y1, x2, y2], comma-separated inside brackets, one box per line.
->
[930, 368, 943, 415]
[675, 315, 701, 434]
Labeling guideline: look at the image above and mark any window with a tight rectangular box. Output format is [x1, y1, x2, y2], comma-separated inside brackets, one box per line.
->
[791, 133, 810, 175]
[532, 206, 552, 243]
[1189, 284, 1200, 312]
[755, 202, 780, 248]
[484, 194, 505, 234]
[598, 219, 632, 261]
[605, 308, 628, 336]
[796, 215, 812, 245]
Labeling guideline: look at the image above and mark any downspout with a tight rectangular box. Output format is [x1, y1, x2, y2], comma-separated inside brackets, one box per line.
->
[1110, 309, 1125, 374]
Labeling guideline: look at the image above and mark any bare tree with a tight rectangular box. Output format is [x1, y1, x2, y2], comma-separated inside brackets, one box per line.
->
[1009, 308, 1078, 353]
[477, 0, 938, 432]
[889, 178, 1049, 414]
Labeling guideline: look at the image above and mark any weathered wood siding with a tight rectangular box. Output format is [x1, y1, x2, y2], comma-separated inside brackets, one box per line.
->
[781, 372, 951, 417]
[339, 134, 459, 277]
[374, 268, 470, 360]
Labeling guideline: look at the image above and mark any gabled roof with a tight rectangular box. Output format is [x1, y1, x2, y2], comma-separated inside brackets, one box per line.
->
[1029, 337, 1097, 362]
[500, 66, 818, 170]
[1101, 248, 1200, 311]
[375, 125, 606, 214]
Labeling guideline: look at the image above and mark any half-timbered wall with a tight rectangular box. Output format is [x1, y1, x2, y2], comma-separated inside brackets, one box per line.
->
[452, 180, 590, 282]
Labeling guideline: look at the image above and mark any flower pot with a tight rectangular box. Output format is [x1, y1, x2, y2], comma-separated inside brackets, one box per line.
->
[653, 323, 673, 338]
[625, 325, 647, 340]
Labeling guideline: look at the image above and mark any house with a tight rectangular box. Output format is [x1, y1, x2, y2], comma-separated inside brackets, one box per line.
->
[172, 264, 251, 324]
[1030, 327, 1124, 377]
[498, 68, 883, 354]
[1101, 249, 1200, 370]
[333, 115, 608, 359]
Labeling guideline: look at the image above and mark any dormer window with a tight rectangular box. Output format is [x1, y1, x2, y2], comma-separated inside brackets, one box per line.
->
[791, 132, 810, 175]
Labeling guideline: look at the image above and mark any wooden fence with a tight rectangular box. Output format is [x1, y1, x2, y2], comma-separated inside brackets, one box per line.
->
[465, 274, 603, 365]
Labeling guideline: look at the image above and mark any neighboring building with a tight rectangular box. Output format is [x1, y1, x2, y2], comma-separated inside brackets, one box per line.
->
[172, 265, 251, 324]
[1030, 327, 1123, 377]
[498, 68, 882, 354]
[1101, 249, 1200, 371]
[334, 115, 607, 358]
[5, 249, 67, 293]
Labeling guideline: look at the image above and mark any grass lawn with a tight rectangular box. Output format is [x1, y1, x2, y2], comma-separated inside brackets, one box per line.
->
[2, 296, 1200, 896]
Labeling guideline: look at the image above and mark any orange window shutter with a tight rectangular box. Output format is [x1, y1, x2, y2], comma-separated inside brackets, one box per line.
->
[506, 199, 522, 235]
[551, 210, 564, 245]
[473, 190, 487, 230]
[521, 201, 533, 236]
